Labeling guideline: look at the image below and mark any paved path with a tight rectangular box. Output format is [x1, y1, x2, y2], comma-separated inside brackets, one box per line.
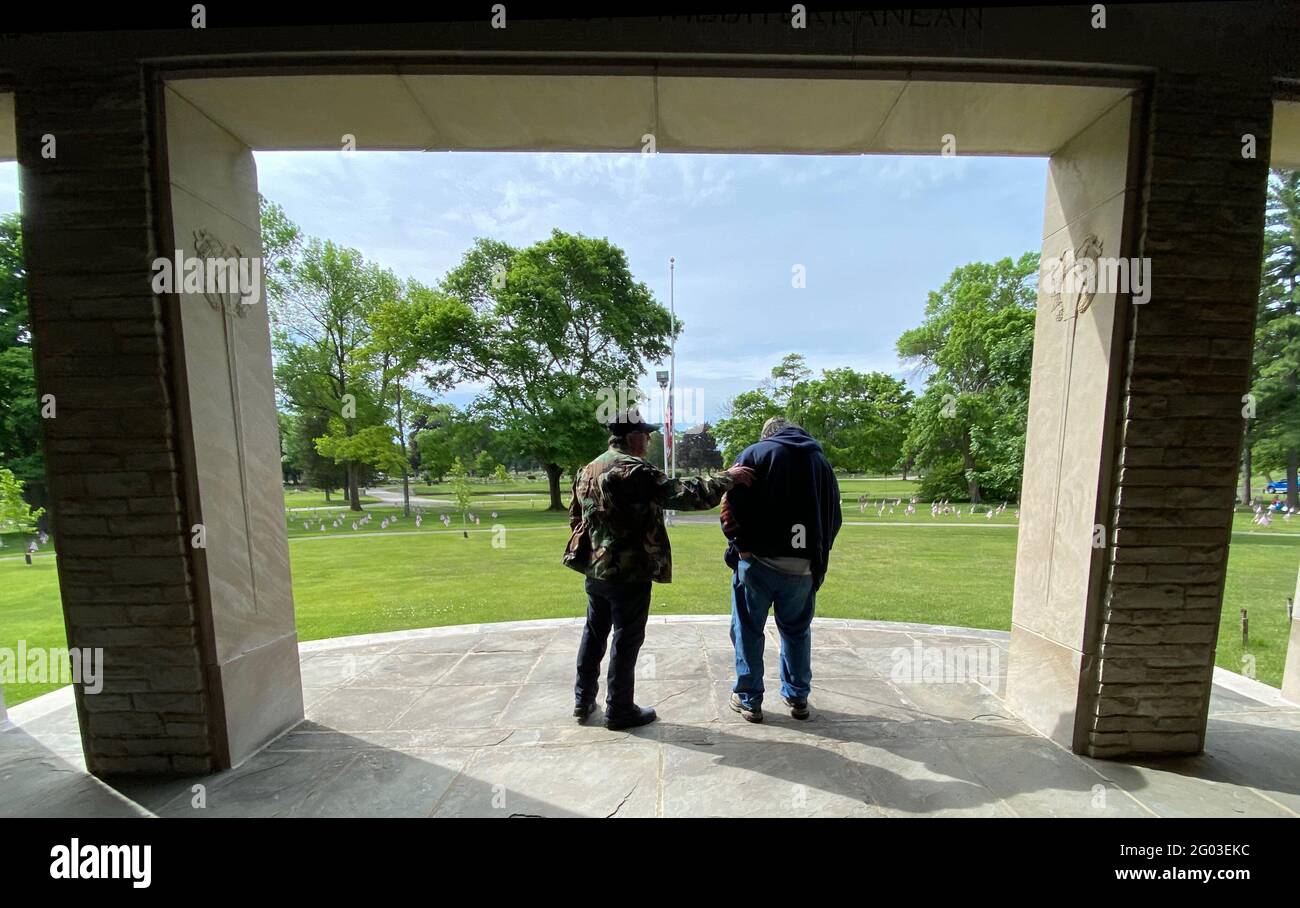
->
[363, 487, 452, 508]
[5, 616, 1299, 818]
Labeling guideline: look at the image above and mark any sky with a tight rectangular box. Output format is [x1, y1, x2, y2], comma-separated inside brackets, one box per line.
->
[0, 151, 1049, 425]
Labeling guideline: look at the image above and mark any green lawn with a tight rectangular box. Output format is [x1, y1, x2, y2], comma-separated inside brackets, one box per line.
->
[409, 478, 551, 498]
[398, 474, 925, 507]
[283, 489, 376, 510]
[2, 492, 1297, 707]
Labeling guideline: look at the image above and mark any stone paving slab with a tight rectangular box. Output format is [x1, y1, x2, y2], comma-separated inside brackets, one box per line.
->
[431, 738, 660, 818]
[4, 616, 1300, 818]
[0, 728, 149, 818]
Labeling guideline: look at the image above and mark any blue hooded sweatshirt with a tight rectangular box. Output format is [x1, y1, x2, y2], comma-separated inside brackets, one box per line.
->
[719, 426, 842, 589]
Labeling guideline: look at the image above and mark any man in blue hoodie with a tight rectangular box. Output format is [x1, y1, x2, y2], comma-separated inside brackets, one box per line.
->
[720, 417, 842, 722]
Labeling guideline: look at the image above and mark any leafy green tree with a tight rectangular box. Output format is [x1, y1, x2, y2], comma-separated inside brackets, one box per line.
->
[644, 430, 666, 470]
[676, 423, 724, 472]
[493, 464, 509, 484]
[273, 237, 390, 510]
[429, 231, 674, 509]
[0, 213, 44, 511]
[788, 368, 913, 473]
[714, 389, 782, 464]
[259, 195, 303, 316]
[448, 457, 473, 535]
[1250, 169, 1300, 509]
[414, 404, 500, 483]
[281, 409, 346, 497]
[315, 422, 408, 480]
[897, 253, 1038, 503]
[366, 277, 454, 515]
[770, 353, 812, 404]
[474, 450, 496, 478]
[715, 356, 913, 475]
[0, 466, 43, 533]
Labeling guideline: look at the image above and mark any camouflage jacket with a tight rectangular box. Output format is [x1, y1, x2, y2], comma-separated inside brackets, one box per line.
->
[564, 443, 735, 584]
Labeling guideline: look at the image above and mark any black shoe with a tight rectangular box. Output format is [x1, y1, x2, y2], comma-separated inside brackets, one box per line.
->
[729, 692, 763, 723]
[783, 696, 810, 720]
[604, 705, 657, 730]
[573, 702, 596, 723]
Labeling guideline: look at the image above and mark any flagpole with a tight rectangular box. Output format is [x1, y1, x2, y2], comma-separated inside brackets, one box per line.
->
[669, 256, 676, 480]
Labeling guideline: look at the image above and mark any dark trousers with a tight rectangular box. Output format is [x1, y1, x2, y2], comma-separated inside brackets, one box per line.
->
[575, 577, 652, 714]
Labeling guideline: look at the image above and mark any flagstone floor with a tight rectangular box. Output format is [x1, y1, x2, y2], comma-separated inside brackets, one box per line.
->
[3, 616, 1300, 818]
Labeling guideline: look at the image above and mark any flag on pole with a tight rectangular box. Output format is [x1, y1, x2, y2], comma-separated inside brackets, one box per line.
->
[664, 388, 674, 464]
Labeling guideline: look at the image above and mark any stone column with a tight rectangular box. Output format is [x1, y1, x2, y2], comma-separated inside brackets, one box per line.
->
[161, 87, 303, 765]
[1282, 559, 1300, 706]
[16, 64, 302, 774]
[16, 63, 219, 775]
[1009, 72, 1274, 758]
[1087, 73, 1273, 757]
[1007, 96, 1139, 749]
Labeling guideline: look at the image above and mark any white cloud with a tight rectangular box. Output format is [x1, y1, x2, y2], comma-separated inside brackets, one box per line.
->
[870, 155, 972, 198]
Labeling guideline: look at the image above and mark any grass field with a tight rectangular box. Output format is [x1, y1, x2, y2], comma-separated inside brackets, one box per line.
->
[2, 487, 1297, 707]
[283, 489, 377, 510]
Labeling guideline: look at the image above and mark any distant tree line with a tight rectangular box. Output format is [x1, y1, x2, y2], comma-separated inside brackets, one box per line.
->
[715, 252, 1038, 504]
[264, 198, 673, 511]
[1243, 169, 1300, 509]
[3, 169, 1295, 523]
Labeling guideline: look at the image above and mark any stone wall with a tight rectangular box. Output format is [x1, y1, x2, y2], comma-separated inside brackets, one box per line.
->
[1088, 72, 1274, 757]
[15, 63, 218, 775]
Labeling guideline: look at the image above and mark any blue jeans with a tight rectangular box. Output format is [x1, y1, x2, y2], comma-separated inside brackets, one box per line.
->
[730, 558, 816, 709]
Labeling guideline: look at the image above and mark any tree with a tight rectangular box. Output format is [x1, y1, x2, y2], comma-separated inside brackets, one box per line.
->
[474, 450, 496, 478]
[257, 198, 467, 513]
[428, 231, 674, 509]
[770, 353, 812, 404]
[787, 368, 913, 473]
[414, 404, 502, 483]
[676, 423, 724, 472]
[273, 237, 389, 511]
[1250, 169, 1300, 509]
[493, 463, 509, 484]
[714, 388, 782, 464]
[281, 409, 346, 497]
[366, 278, 453, 515]
[644, 430, 666, 470]
[448, 457, 473, 536]
[0, 213, 45, 513]
[714, 355, 914, 475]
[713, 355, 816, 465]
[897, 253, 1038, 503]
[259, 195, 303, 316]
[315, 423, 408, 483]
[0, 467, 43, 534]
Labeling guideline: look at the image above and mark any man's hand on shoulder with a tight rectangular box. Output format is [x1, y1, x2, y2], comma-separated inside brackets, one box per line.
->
[724, 465, 755, 487]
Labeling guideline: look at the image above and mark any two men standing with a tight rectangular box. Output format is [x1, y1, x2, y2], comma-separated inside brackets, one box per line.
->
[564, 408, 838, 729]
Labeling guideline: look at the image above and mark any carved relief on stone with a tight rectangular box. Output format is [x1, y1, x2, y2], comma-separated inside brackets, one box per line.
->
[192, 228, 249, 318]
[1049, 234, 1104, 322]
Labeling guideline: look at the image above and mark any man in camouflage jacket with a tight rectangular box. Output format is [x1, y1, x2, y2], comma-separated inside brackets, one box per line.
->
[565, 407, 753, 729]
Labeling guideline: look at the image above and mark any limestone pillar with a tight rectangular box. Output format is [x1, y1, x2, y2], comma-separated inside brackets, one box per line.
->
[17, 64, 219, 774]
[161, 87, 303, 766]
[1282, 559, 1300, 706]
[1009, 73, 1274, 757]
[16, 64, 301, 774]
[1007, 95, 1138, 750]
